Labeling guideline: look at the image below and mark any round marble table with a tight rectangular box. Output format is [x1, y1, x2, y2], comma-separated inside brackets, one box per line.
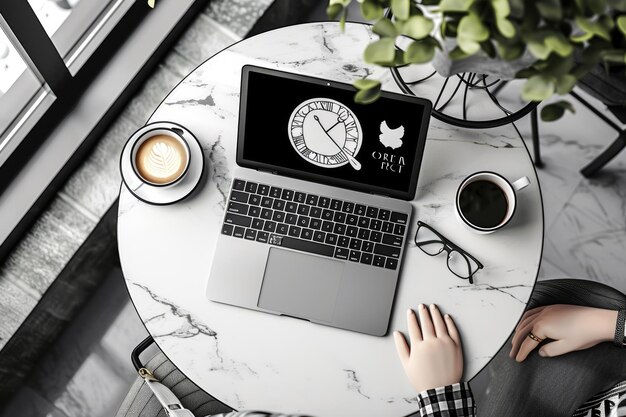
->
[118, 22, 544, 417]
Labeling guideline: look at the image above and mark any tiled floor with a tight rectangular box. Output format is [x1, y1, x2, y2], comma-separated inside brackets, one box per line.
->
[522, 93, 626, 294]
[0, 268, 148, 417]
[2, 2, 626, 417]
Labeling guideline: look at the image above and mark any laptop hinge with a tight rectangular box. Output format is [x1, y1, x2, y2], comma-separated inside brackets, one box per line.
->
[370, 192, 390, 198]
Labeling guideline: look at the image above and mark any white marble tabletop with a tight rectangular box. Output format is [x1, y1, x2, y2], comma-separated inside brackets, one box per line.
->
[118, 22, 544, 417]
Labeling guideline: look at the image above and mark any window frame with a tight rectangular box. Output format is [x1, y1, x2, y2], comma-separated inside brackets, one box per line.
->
[0, 0, 147, 189]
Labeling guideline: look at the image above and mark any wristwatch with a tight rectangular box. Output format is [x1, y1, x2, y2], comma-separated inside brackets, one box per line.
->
[615, 309, 626, 347]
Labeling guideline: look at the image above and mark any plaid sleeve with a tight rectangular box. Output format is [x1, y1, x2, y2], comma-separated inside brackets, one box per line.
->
[416, 382, 476, 417]
[572, 380, 626, 417]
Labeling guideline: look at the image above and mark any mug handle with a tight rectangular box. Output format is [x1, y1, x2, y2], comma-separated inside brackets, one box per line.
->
[512, 176, 530, 191]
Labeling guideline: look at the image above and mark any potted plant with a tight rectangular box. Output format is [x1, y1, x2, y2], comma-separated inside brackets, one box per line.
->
[327, 0, 626, 121]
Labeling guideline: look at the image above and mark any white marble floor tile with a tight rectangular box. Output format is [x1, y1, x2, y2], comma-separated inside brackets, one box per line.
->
[543, 161, 626, 294]
[537, 258, 570, 281]
[516, 90, 620, 230]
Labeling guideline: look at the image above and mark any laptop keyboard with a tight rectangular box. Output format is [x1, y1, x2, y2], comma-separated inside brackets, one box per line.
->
[220, 179, 409, 270]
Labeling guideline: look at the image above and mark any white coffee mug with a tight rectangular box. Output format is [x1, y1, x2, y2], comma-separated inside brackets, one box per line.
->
[130, 127, 191, 187]
[455, 171, 530, 234]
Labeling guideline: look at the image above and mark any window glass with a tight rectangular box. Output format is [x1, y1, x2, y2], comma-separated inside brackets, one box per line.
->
[27, 0, 115, 65]
[0, 25, 45, 152]
[27, 0, 78, 38]
[0, 27, 32, 94]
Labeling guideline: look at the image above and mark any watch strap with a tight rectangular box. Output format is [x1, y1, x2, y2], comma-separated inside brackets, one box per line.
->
[615, 309, 626, 347]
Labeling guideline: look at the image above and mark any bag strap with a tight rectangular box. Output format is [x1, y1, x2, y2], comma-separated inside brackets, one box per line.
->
[132, 336, 195, 417]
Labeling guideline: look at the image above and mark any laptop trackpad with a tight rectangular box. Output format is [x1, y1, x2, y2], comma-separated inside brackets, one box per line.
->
[258, 248, 344, 322]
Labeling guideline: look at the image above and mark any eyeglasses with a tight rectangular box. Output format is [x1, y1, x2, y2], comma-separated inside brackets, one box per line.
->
[414, 221, 483, 284]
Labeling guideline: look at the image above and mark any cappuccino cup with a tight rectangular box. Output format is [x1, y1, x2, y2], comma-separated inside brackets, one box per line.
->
[131, 128, 190, 187]
[455, 172, 530, 234]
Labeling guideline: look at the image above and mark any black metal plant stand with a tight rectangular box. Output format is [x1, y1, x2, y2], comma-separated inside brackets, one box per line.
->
[383, 8, 543, 167]
[389, 66, 543, 166]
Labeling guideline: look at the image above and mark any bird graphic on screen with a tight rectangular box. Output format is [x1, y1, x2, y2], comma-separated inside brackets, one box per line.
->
[379, 121, 405, 150]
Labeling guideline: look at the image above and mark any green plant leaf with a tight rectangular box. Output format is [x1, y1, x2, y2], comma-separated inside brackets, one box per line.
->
[555, 74, 577, 93]
[516, 67, 538, 78]
[527, 40, 551, 60]
[496, 17, 516, 38]
[600, 14, 615, 30]
[373, 18, 399, 37]
[354, 79, 382, 104]
[439, 0, 474, 12]
[539, 54, 575, 76]
[540, 101, 575, 121]
[570, 31, 594, 43]
[521, 74, 555, 101]
[536, 0, 562, 21]
[609, 0, 626, 11]
[391, 0, 410, 20]
[588, 0, 607, 14]
[602, 49, 626, 65]
[456, 13, 489, 55]
[457, 37, 481, 54]
[394, 49, 408, 66]
[147, 0, 155, 7]
[510, 0, 524, 17]
[495, 40, 525, 60]
[576, 16, 611, 41]
[360, 0, 384, 20]
[545, 34, 574, 57]
[491, 0, 511, 17]
[404, 39, 436, 63]
[617, 15, 626, 35]
[327, 3, 343, 19]
[401, 15, 434, 40]
[458, 13, 490, 41]
[353, 78, 381, 90]
[526, 29, 574, 60]
[363, 37, 397, 65]
[449, 45, 470, 60]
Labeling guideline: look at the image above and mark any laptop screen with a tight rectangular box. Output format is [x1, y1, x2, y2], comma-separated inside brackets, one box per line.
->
[237, 66, 432, 200]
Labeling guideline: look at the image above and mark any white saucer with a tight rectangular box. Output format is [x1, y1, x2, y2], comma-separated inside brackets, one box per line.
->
[120, 122, 205, 205]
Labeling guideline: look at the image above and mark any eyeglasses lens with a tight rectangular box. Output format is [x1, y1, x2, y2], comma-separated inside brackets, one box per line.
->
[416, 225, 444, 256]
[447, 250, 473, 278]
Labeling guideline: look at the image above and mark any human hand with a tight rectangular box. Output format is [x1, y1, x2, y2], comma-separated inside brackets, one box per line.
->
[510, 304, 618, 362]
[394, 304, 464, 393]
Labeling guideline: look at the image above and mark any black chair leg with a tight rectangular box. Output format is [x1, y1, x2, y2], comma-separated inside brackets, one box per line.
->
[531, 108, 543, 168]
[581, 130, 626, 177]
[569, 91, 626, 177]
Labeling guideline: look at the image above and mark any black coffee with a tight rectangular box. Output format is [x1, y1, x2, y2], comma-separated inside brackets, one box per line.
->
[459, 180, 508, 229]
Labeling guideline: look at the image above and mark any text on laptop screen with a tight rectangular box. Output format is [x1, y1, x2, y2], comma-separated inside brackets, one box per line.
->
[239, 68, 429, 197]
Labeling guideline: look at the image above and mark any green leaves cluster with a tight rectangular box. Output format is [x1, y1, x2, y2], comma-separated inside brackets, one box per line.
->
[329, 0, 626, 120]
[357, 2, 441, 67]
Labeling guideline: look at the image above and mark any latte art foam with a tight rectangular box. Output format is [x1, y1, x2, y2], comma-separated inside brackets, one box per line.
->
[135, 134, 188, 185]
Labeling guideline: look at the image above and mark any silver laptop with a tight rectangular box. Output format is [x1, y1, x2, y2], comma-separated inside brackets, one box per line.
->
[207, 66, 432, 336]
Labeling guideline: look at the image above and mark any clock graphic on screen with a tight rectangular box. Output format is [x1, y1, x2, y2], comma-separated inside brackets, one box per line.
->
[287, 98, 363, 170]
